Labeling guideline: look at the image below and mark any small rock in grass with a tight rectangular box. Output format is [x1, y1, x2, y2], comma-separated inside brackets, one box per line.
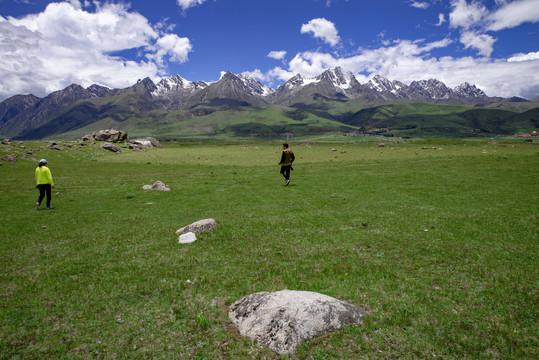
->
[176, 218, 217, 235]
[142, 181, 170, 191]
[1, 154, 17, 162]
[178, 232, 197, 244]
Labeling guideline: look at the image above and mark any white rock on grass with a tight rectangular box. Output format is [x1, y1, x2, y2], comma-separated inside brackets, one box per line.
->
[229, 290, 367, 355]
[178, 232, 197, 244]
[176, 218, 217, 235]
[142, 181, 170, 191]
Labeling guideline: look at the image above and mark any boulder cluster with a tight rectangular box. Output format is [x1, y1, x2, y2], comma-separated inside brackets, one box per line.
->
[0, 129, 163, 165]
[80, 129, 162, 152]
[0, 139, 91, 164]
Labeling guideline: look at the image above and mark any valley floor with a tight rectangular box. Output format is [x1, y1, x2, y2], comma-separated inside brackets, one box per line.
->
[1, 140, 537, 359]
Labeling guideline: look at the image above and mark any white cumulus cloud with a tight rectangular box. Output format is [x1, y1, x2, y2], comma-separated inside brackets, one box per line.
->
[267, 51, 287, 60]
[448, 0, 539, 58]
[0, 1, 193, 100]
[460, 31, 497, 57]
[449, 0, 488, 29]
[301, 18, 341, 47]
[507, 51, 539, 62]
[176, 0, 208, 11]
[409, 1, 430, 9]
[149, 34, 192, 66]
[486, 0, 539, 31]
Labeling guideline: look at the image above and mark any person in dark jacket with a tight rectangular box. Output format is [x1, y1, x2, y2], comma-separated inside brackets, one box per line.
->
[35, 159, 54, 209]
[278, 143, 295, 186]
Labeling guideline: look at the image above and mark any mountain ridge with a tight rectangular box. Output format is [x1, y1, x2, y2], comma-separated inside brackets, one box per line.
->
[0, 67, 537, 140]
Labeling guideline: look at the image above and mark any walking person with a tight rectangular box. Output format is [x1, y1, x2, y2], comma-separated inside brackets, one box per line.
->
[35, 159, 54, 210]
[278, 143, 295, 186]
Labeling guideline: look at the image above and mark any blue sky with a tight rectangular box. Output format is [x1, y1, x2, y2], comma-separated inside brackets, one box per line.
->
[0, 0, 538, 101]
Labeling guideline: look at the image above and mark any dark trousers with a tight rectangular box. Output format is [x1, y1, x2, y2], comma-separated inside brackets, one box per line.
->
[280, 165, 291, 181]
[37, 184, 52, 207]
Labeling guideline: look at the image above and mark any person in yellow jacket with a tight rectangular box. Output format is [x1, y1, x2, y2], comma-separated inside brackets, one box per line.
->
[35, 159, 54, 210]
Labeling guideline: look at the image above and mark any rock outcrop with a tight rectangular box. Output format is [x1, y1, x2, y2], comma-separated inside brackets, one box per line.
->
[92, 129, 127, 143]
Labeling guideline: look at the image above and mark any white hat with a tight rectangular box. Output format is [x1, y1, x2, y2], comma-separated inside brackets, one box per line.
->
[39, 159, 47, 164]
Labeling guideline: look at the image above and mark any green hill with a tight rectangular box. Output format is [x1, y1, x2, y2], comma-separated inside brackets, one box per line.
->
[17, 93, 539, 140]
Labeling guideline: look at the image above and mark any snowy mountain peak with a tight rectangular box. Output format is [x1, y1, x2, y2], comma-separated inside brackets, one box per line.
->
[152, 75, 210, 98]
[368, 75, 405, 95]
[216, 71, 274, 96]
[453, 82, 487, 98]
[238, 73, 274, 97]
[409, 78, 452, 99]
[319, 67, 353, 90]
[283, 74, 308, 89]
[219, 71, 238, 81]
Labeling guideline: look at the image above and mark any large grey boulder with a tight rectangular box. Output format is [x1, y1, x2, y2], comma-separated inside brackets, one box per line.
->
[129, 137, 162, 150]
[176, 218, 217, 235]
[100, 142, 122, 153]
[49, 144, 64, 151]
[128, 143, 146, 152]
[129, 139, 153, 149]
[146, 137, 162, 148]
[92, 129, 127, 143]
[81, 134, 94, 143]
[229, 290, 366, 355]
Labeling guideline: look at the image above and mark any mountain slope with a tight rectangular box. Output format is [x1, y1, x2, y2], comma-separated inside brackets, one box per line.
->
[0, 84, 106, 138]
[15, 93, 157, 140]
[338, 102, 536, 138]
[0, 94, 40, 137]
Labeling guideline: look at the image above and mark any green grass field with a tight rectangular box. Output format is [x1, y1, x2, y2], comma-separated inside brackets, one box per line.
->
[1, 140, 537, 359]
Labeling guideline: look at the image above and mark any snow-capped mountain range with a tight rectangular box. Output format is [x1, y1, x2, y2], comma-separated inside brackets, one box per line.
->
[0, 67, 525, 139]
[147, 67, 489, 108]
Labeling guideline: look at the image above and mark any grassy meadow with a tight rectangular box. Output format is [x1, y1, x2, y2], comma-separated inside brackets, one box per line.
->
[0, 139, 537, 359]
